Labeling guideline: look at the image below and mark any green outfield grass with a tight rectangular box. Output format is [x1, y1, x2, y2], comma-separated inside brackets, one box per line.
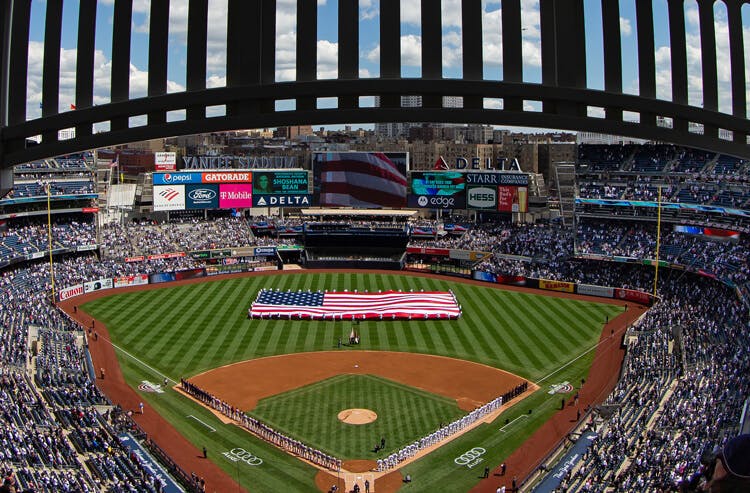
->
[83, 272, 623, 493]
[250, 374, 466, 459]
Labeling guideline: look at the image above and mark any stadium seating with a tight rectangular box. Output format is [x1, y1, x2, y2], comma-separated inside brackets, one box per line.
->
[1, 142, 749, 492]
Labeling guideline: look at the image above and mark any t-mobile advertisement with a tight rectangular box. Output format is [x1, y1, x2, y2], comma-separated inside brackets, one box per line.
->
[219, 184, 253, 208]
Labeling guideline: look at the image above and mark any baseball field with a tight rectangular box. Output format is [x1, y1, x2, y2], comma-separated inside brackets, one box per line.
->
[81, 271, 625, 492]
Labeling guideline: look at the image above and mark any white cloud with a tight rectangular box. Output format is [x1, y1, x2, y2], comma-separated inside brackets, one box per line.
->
[619, 17, 632, 37]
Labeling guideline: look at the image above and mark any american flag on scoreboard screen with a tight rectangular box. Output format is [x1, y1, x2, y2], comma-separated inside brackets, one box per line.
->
[249, 290, 461, 320]
[318, 152, 407, 208]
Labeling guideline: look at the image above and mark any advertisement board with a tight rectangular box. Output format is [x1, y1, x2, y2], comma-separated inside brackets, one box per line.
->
[59, 284, 84, 301]
[149, 272, 176, 284]
[253, 247, 277, 257]
[185, 184, 219, 209]
[202, 171, 252, 183]
[614, 288, 652, 305]
[496, 186, 528, 213]
[539, 279, 575, 293]
[312, 152, 408, 208]
[113, 274, 149, 288]
[408, 194, 466, 209]
[219, 184, 253, 208]
[253, 194, 312, 207]
[576, 284, 614, 298]
[466, 172, 529, 186]
[466, 186, 497, 210]
[153, 172, 202, 185]
[252, 171, 308, 194]
[84, 278, 113, 293]
[153, 185, 186, 211]
[174, 268, 206, 281]
[411, 172, 466, 196]
[405, 246, 451, 256]
[154, 152, 177, 171]
[409, 172, 467, 209]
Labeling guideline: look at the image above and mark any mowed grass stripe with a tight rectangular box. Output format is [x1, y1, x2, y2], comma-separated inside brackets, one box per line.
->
[165, 280, 237, 368]
[499, 294, 555, 369]
[527, 299, 585, 352]
[185, 279, 253, 373]
[142, 283, 214, 365]
[476, 290, 531, 369]
[155, 282, 232, 370]
[471, 289, 525, 367]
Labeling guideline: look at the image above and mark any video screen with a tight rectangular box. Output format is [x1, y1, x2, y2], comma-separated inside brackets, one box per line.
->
[312, 152, 408, 208]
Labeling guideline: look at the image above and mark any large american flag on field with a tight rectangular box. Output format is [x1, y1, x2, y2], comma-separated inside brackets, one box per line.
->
[317, 152, 407, 208]
[249, 290, 461, 320]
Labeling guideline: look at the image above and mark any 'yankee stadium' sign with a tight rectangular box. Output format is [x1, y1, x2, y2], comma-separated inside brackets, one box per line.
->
[182, 156, 299, 169]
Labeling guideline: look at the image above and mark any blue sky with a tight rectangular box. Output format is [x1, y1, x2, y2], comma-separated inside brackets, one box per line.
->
[24, 0, 750, 131]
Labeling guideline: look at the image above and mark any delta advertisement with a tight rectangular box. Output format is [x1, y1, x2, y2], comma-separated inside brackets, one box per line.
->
[251, 170, 311, 207]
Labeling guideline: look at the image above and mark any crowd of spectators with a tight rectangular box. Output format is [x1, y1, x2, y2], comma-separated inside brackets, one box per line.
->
[555, 275, 748, 492]
[1, 207, 749, 491]
[1, 217, 96, 263]
[0, 254, 202, 492]
[576, 144, 750, 209]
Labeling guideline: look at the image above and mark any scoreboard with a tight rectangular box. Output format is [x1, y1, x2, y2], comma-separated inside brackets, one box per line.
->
[409, 171, 529, 211]
[152, 170, 310, 211]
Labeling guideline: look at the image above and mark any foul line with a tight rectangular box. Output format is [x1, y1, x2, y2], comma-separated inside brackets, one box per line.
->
[499, 414, 528, 432]
[534, 332, 619, 386]
[105, 337, 178, 385]
[187, 415, 216, 432]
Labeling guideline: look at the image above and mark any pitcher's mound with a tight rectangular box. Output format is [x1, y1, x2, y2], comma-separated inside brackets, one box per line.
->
[337, 408, 377, 425]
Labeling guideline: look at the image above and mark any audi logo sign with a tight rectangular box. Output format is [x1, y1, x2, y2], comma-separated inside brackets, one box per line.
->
[454, 447, 486, 467]
[222, 448, 263, 466]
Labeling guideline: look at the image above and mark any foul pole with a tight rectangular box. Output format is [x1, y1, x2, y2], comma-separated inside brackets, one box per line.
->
[653, 186, 662, 297]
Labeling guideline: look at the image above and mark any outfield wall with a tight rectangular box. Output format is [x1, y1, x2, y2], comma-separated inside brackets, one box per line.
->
[471, 270, 656, 306]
